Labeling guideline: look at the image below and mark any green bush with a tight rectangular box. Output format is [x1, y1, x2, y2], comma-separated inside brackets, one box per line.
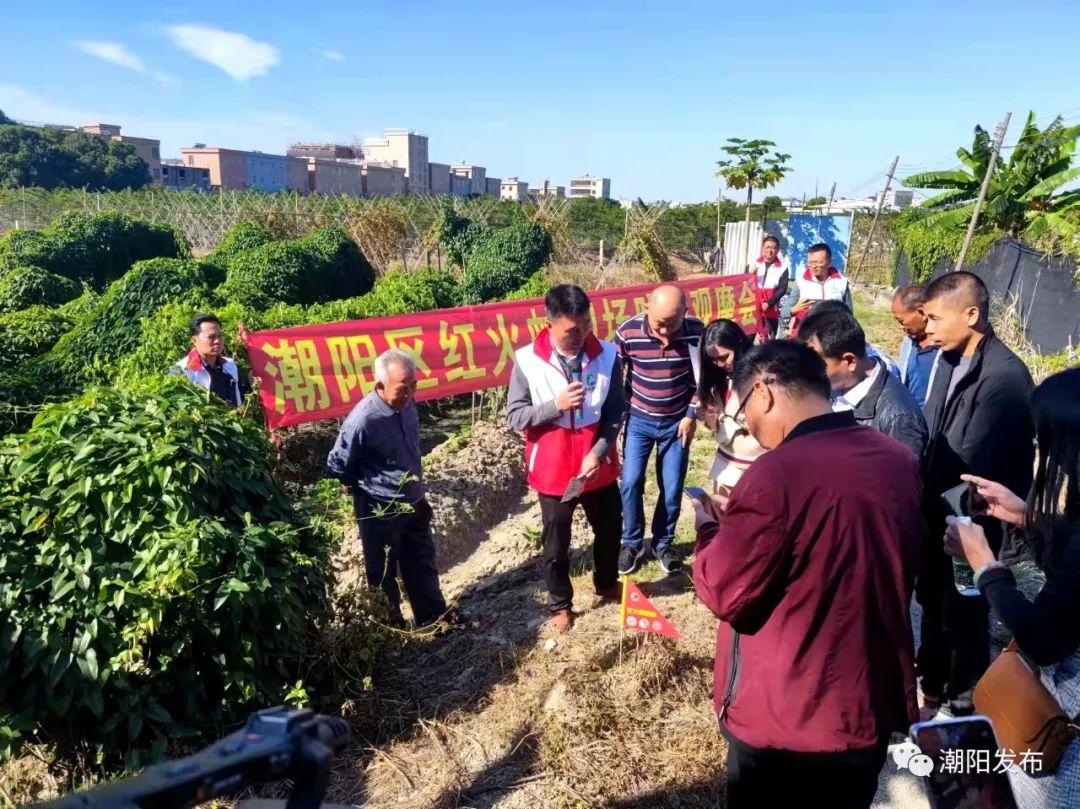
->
[202, 222, 273, 279]
[502, 270, 549, 301]
[221, 228, 374, 308]
[0, 212, 187, 289]
[460, 222, 552, 304]
[0, 376, 332, 761]
[0, 306, 73, 368]
[50, 257, 210, 383]
[0, 265, 80, 312]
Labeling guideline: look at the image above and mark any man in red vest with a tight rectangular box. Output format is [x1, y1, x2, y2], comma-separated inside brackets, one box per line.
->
[752, 235, 790, 339]
[506, 284, 626, 631]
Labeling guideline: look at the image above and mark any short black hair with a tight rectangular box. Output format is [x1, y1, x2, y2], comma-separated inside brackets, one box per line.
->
[191, 312, 222, 336]
[893, 283, 927, 311]
[797, 306, 867, 359]
[925, 271, 990, 321]
[762, 235, 780, 247]
[808, 242, 832, 260]
[733, 340, 831, 402]
[545, 284, 592, 320]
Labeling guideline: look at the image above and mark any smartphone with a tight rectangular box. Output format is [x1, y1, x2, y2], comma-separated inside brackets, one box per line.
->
[909, 716, 1017, 809]
[683, 486, 710, 507]
[941, 482, 989, 519]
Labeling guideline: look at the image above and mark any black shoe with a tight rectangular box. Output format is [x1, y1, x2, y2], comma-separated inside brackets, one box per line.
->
[618, 545, 644, 576]
[657, 547, 683, 574]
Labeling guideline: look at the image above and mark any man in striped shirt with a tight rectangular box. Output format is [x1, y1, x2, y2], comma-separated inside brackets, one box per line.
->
[615, 284, 705, 575]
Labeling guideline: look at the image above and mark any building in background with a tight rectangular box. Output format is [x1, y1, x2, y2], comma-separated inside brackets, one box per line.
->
[485, 177, 501, 198]
[179, 146, 307, 192]
[428, 162, 451, 195]
[81, 123, 161, 184]
[449, 172, 472, 197]
[893, 189, 914, 209]
[451, 164, 487, 197]
[305, 157, 364, 196]
[529, 179, 565, 198]
[159, 160, 211, 192]
[287, 143, 363, 161]
[180, 146, 247, 189]
[501, 177, 529, 202]
[362, 163, 407, 196]
[362, 129, 429, 195]
[568, 175, 611, 199]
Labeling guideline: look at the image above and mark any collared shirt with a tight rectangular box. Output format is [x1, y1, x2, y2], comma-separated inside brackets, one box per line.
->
[614, 313, 705, 421]
[900, 336, 938, 407]
[325, 393, 424, 502]
[832, 361, 882, 413]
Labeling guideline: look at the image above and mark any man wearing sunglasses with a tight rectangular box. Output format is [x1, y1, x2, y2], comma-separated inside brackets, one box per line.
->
[690, 340, 923, 809]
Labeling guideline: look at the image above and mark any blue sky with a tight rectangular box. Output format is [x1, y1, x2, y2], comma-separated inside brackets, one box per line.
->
[2, 0, 1078, 202]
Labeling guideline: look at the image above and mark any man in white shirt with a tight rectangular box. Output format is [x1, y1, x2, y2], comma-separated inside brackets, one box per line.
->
[798, 305, 927, 458]
[789, 243, 852, 335]
[752, 236, 790, 339]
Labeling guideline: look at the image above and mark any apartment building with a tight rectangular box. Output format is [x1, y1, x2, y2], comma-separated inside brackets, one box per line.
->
[529, 179, 565, 198]
[362, 129, 429, 194]
[305, 158, 364, 196]
[159, 160, 211, 192]
[485, 177, 502, 198]
[428, 162, 451, 195]
[500, 177, 529, 202]
[568, 175, 611, 199]
[81, 123, 161, 184]
[362, 163, 407, 197]
[451, 164, 487, 197]
[179, 146, 308, 192]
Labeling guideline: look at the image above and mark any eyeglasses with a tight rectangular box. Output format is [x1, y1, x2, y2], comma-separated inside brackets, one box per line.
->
[732, 377, 774, 427]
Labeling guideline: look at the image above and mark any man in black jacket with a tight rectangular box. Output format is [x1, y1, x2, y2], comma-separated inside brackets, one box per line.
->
[918, 271, 1034, 717]
[798, 305, 927, 458]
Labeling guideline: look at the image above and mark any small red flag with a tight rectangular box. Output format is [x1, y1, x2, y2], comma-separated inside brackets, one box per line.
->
[619, 578, 680, 639]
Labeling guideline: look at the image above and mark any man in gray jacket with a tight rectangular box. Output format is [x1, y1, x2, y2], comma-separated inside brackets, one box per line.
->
[326, 349, 449, 627]
[798, 306, 927, 458]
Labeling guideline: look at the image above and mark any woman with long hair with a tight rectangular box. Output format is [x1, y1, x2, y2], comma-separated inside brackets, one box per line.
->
[946, 367, 1080, 807]
[697, 319, 763, 497]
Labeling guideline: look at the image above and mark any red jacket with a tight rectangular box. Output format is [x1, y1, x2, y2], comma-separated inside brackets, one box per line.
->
[693, 411, 922, 753]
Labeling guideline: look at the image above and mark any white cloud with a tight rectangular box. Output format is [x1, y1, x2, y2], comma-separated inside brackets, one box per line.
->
[74, 40, 146, 74]
[153, 71, 180, 86]
[317, 49, 344, 61]
[167, 24, 279, 81]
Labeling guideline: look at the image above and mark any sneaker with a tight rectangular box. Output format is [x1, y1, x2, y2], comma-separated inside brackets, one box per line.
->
[549, 608, 573, 632]
[657, 547, 683, 574]
[618, 545, 644, 576]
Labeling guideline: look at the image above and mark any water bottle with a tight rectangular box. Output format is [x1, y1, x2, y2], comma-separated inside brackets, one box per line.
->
[952, 516, 980, 597]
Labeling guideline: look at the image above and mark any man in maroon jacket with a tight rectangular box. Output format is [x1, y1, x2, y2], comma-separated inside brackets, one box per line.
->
[691, 341, 923, 809]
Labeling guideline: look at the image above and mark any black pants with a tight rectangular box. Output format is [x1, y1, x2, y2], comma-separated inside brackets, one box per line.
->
[762, 316, 779, 340]
[916, 543, 991, 713]
[725, 733, 887, 809]
[357, 494, 447, 626]
[538, 482, 621, 612]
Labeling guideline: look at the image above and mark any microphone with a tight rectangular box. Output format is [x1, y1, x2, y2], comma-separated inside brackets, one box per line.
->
[568, 358, 584, 420]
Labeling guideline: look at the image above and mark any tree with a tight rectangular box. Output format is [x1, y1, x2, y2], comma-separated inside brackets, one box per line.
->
[0, 109, 13, 125]
[0, 124, 150, 191]
[903, 111, 1080, 238]
[806, 196, 828, 207]
[761, 195, 784, 218]
[716, 138, 791, 270]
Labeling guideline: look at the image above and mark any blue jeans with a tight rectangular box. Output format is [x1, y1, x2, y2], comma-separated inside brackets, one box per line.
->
[619, 415, 690, 553]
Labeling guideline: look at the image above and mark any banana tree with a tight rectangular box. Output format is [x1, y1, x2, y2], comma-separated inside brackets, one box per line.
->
[716, 138, 790, 270]
[903, 112, 1080, 238]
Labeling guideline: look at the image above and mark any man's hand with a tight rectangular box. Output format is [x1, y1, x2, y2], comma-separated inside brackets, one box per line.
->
[944, 516, 996, 570]
[237, 321, 251, 344]
[960, 474, 1027, 526]
[555, 381, 585, 413]
[790, 298, 813, 315]
[579, 452, 601, 480]
[678, 416, 696, 448]
[690, 493, 726, 531]
[760, 300, 770, 312]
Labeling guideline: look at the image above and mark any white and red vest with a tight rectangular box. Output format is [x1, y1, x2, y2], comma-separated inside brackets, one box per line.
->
[753, 255, 790, 319]
[514, 329, 620, 497]
[793, 267, 849, 330]
[174, 349, 243, 407]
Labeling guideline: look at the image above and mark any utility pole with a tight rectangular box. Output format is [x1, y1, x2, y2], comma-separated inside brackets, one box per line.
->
[851, 155, 899, 280]
[825, 182, 837, 215]
[715, 185, 722, 248]
[955, 112, 1011, 273]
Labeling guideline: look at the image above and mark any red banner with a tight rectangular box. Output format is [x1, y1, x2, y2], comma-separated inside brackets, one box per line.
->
[246, 274, 760, 430]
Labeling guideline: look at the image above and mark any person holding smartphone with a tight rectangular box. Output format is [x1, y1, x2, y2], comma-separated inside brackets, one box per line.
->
[944, 368, 1080, 807]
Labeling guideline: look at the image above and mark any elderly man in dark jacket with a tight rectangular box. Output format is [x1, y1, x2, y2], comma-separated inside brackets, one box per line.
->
[691, 341, 923, 809]
[798, 305, 927, 457]
[918, 271, 1034, 717]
